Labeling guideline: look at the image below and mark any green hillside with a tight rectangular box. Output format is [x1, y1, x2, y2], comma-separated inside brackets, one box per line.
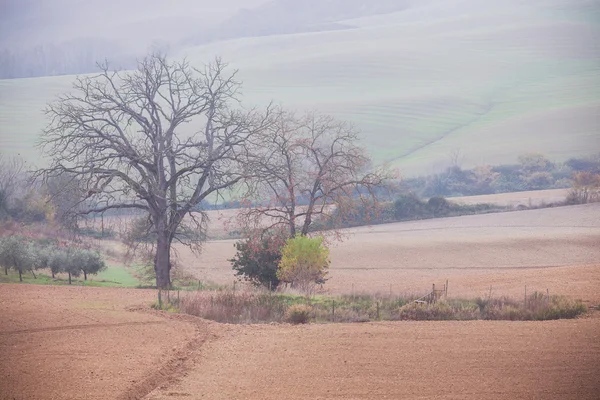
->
[0, 0, 598, 175]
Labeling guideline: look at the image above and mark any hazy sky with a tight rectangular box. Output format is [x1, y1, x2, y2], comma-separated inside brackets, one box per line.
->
[0, 0, 270, 48]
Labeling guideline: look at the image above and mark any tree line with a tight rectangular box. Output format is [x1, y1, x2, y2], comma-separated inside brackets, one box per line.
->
[0, 236, 106, 283]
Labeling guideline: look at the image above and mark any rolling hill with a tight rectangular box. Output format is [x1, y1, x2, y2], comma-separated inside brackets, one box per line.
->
[0, 0, 598, 175]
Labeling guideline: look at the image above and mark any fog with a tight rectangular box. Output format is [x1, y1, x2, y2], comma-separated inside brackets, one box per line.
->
[0, 0, 414, 78]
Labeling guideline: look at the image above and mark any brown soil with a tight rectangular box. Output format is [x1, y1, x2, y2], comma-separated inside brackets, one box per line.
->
[178, 203, 600, 301]
[3, 283, 599, 400]
[2, 203, 599, 399]
[0, 285, 206, 400]
[146, 318, 600, 400]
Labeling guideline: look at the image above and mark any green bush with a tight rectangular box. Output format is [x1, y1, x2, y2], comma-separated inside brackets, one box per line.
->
[230, 228, 288, 290]
[278, 235, 329, 295]
[285, 304, 312, 324]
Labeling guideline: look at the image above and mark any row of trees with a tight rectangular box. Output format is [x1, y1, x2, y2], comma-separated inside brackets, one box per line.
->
[0, 236, 106, 283]
[36, 53, 389, 289]
[406, 153, 600, 197]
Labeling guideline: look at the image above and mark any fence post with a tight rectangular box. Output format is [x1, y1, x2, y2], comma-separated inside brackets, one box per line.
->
[376, 301, 380, 320]
[524, 285, 527, 307]
[445, 280, 448, 298]
[432, 283, 435, 304]
[158, 290, 162, 309]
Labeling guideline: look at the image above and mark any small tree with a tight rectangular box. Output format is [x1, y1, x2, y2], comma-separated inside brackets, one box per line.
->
[0, 236, 37, 282]
[277, 235, 329, 295]
[230, 228, 288, 290]
[48, 248, 68, 279]
[567, 171, 600, 204]
[64, 249, 84, 284]
[79, 250, 107, 280]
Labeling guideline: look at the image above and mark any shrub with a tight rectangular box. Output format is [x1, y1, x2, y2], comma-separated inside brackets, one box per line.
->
[393, 300, 479, 321]
[394, 193, 428, 220]
[566, 171, 600, 204]
[285, 304, 312, 324]
[230, 228, 288, 290]
[427, 196, 451, 217]
[481, 294, 586, 321]
[278, 235, 329, 295]
[179, 291, 286, 324]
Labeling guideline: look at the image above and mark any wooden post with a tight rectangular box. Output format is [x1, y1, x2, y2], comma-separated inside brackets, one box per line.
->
[445, 279, 448, 298]
[389, 283, 392, 297]
[524, 285, 527, 307]
[376, 301, 380, 320]
[432, 283, 435, 304]
[158, 290, 162, 309]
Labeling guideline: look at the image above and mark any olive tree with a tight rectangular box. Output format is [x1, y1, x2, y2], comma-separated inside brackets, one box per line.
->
[0, 236, 37, 281]
[38, 53, 274, 288]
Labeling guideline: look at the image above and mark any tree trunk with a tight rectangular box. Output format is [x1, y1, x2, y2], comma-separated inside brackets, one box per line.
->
[155, 232, 172, 289]
[68, 271, 72, 285]
[18, 268, 22, 282]
[51, 270, 55, 279]
[4, 266, 7, 275]
[31, 270, 37, 279]
[83, 270, 87, 280]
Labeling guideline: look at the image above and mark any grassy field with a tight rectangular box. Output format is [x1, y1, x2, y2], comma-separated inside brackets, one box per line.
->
[0, 263, 140, 287]
[1, 0, 598, 175]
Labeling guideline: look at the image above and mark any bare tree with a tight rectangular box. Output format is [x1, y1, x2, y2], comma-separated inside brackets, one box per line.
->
[38, 54, 274, 288]
[0, 153, 25, 217]
[239, 111, 389, 238]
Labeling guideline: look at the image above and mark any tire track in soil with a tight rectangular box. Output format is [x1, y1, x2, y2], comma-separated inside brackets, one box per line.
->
[0, 321, 166, 336]
[117, 309, 213, 400]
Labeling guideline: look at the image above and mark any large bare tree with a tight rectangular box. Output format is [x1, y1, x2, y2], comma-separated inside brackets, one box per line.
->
[239, 111, 389, 238]
[38, 54, 274, 288]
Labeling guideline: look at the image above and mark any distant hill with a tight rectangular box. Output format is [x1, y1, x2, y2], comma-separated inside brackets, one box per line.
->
[0, 0, 269, 79]
[1, 0, 598, 175]
[185, 0, 411, 45]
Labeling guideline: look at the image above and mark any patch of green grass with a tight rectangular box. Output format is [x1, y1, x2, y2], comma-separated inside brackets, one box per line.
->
[91, 264, 140, 287]
[0, 264, 141, 288]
